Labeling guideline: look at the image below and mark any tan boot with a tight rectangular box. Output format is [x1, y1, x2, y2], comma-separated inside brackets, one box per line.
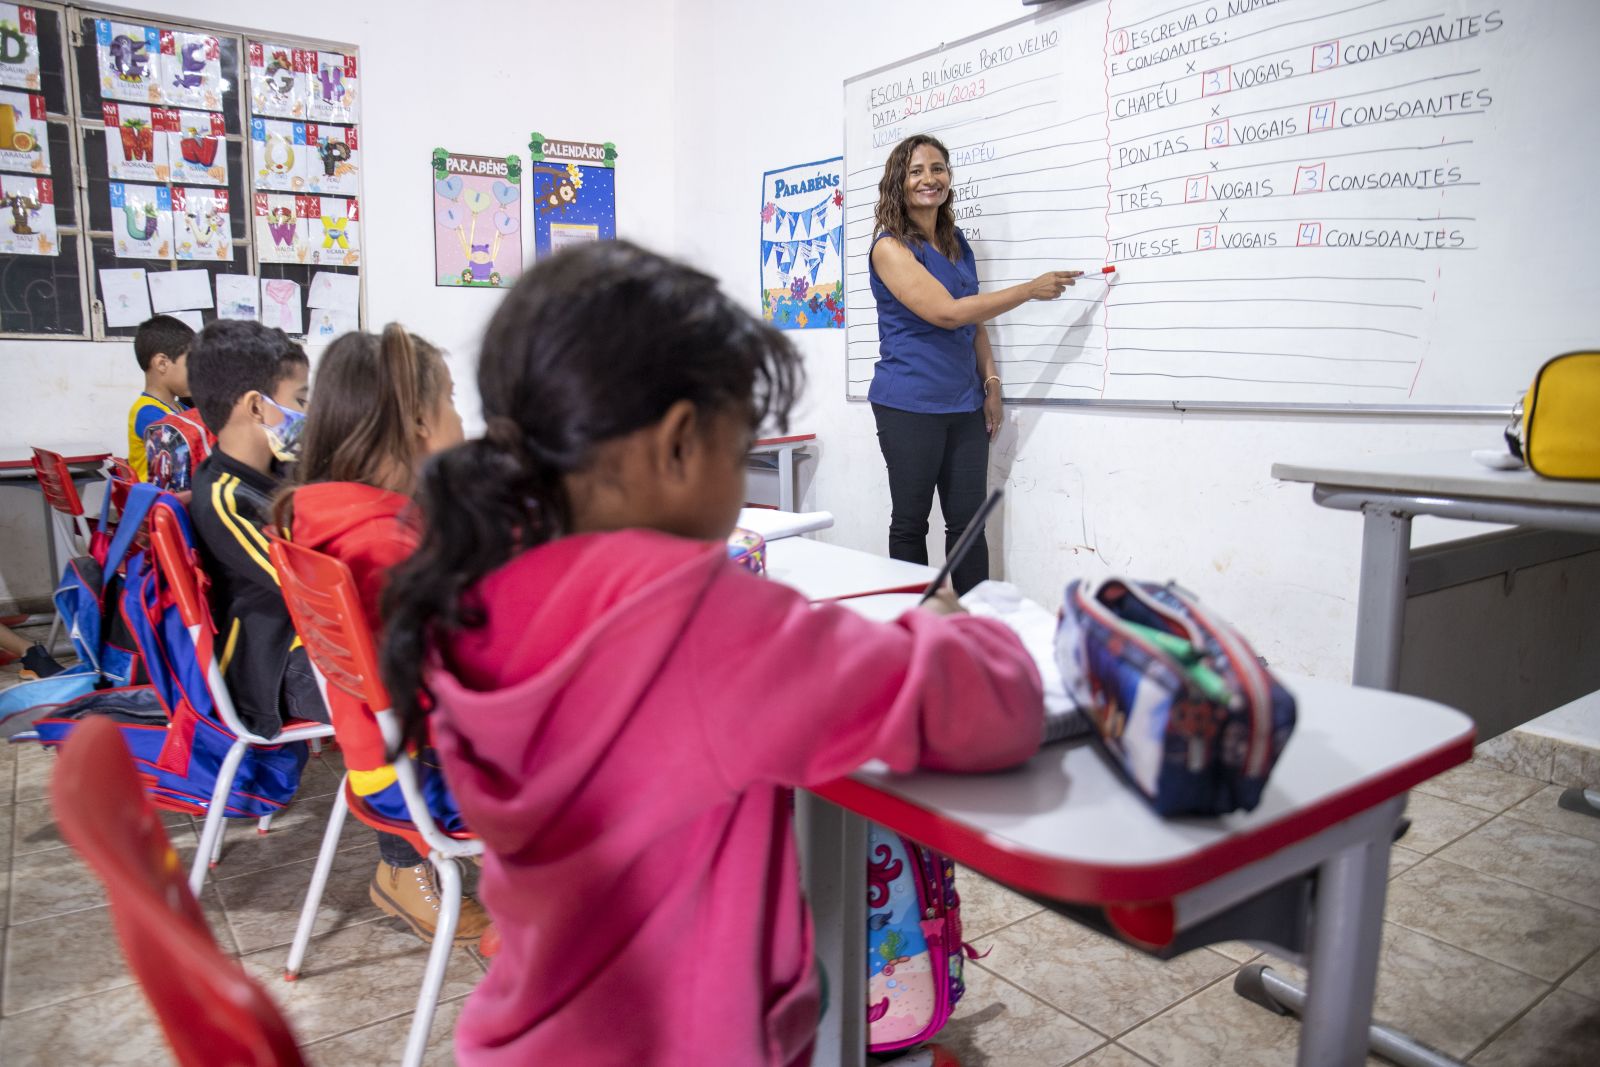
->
[369, 860, 493, 945]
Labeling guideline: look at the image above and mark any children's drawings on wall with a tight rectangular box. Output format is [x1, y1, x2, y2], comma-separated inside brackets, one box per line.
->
[305, 194, 358, 267]
[0, 6, 41, 92]
[102, 102, 169, 183]
[172, 186, 230, 261]
[760, 156, 844, 331]
[306, 123, 358, 196]
[432, 149, 521, 289]
[248, 42, 307, 119]
[215, 273, 258, 320]
[253, 191, 305, 263]
[528, 132, 615, 261]
[109, 181, 171, 258]
[0, 171, 53, 254]
[307, 51, 357, 124]
[98, 267, 150, 326]
[259, 276, 302, 334]
[159, 30, 221, 111]
[0, 88, 46, 174]
[168, 109, 226, 186]
[96, 20, 161, 105]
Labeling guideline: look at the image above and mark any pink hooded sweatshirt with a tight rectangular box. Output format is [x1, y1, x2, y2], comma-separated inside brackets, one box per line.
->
[426, 528, 1043, 1066]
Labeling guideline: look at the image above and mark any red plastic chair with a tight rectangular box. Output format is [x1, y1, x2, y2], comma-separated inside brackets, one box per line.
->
[31, 447, 95, 649]
[267, 531, 480, 1067]
[50, 716, 306, 1067]
[146, 506, 334, 894]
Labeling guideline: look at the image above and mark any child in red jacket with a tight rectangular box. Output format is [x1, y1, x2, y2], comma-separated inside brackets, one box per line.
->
[274, 325, 492, 950]
[380, 241, 1044, 1067]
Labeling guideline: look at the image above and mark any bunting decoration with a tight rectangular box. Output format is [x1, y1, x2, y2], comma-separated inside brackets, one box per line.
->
[759, 156, 844, 330]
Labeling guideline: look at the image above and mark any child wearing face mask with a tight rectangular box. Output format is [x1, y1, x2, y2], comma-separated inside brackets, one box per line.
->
[184, 320, 320, 736]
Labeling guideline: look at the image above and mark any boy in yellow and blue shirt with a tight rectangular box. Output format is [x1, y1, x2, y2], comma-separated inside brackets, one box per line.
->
[126, 315, 196, 480]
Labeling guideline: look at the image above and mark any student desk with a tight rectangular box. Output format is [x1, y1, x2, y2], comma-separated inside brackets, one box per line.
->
[764, 535, 934, 602]
[0, 443, 114, 603]
[794, 591, 1474, 1067]
[749, 434, 815, 512]
[1272, 450, 1600, 689]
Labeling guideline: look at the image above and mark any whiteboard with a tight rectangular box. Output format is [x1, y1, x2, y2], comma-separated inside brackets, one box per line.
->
[843, 0, 1599, 412]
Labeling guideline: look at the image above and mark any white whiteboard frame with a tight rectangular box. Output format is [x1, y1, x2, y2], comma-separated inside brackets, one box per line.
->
[841, 3, 1511, 419]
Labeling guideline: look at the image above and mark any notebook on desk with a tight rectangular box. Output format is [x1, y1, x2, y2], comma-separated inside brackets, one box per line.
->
[960, 582, 1092, 746]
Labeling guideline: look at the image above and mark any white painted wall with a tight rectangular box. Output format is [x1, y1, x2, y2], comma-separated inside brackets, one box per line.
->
[675, 0, 1501, 681]
[1, 0, 679, 604]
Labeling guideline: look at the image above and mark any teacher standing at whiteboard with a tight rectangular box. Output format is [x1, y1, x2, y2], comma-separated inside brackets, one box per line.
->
[868, 134, 1079, 592]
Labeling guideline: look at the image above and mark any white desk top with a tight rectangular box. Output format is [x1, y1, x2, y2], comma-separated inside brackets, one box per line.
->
[1273, 450, 1600, 508]
[764, 537, 936, 602]
[818, 674, 1473, 902]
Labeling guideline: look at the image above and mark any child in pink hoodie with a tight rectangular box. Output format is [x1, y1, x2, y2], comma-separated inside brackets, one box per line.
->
[379, 241, 1044, 1067]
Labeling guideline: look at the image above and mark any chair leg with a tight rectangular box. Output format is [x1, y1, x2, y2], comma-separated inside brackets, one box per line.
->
[285, 779, 350, 981]
[210, 819, 227, 864]
[257, 813, 274, 835]
[189, 738, 249, 895]
[401, 855, 462, 1067]
[309, 737, 322, 757]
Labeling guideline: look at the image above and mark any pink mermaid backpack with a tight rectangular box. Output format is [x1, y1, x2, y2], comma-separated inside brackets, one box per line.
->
[866, 823, 974, 1052]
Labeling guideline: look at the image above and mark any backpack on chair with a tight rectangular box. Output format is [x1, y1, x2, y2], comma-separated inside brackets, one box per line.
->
[143, 408, 215, 493]
[27, 485, 307, 819]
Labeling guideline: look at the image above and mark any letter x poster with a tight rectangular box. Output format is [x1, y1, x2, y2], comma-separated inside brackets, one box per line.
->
[432, 148, 522, 288]
[528, 132, 615, 260]
[760, 156, 844, 330]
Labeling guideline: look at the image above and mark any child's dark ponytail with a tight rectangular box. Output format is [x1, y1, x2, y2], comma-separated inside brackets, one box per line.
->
[380, 240, 803, 755]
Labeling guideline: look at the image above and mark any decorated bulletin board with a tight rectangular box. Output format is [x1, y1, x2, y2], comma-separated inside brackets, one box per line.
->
[432, 148, 522, 288]
[528, 132, 615, 260]
[759, 156, 844, 330]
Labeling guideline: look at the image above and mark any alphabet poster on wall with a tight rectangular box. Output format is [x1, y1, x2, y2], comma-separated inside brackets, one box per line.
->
[760, 156, 844, 330]
[103, 102, 169, 183]
[0, 6, 41, 91]
[168, 109, 226, 185]
[96, 20, 162, 105]
[0, 172, 53, 254]
[432, 148, 521, 288]
[306, 123, 358, 196]
[172, 185, 230, 261]
[109, 181, 171, 258]
[0, 88, 47, 174]
[528, 132, 615, 260]
[159, 30, 221, 111]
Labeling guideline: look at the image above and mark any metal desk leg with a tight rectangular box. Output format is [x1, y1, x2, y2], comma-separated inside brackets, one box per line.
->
[797, 791, 866, 1067]
[1295, 796, 1401, 1067]
[779, 445, 796, 513]
[1352, 506, 1412, 690]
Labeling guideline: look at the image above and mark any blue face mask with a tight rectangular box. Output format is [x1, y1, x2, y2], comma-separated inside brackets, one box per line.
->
[261, 396, 306, 462]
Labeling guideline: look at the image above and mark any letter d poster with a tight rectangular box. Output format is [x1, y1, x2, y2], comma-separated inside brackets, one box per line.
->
[760, 156, 844, 330]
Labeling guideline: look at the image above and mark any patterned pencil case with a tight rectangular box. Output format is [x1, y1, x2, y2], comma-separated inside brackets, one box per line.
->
[1055, 577, 1296, 816]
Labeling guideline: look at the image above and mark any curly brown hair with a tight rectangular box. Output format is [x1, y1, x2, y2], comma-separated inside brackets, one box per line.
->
[873, 134, 960, 261]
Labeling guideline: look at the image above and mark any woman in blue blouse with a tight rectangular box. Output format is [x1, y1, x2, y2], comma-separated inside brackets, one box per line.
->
[869, 134, 1079, 592]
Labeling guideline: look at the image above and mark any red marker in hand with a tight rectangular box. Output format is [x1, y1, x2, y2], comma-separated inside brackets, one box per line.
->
[1078, 265, 1117, 281]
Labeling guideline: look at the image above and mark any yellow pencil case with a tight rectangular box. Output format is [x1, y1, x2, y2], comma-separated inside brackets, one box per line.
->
[1520, 352, 1600, 480]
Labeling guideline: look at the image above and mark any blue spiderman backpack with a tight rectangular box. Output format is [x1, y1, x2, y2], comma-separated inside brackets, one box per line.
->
[30, 485, 306, 819]
[866, 824, 974, 1053]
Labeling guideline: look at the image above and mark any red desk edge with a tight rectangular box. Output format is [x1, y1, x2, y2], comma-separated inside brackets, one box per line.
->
[812, 729, 1474, 906]
[0, 450, 113, 471]
[752, 434, 817, 447]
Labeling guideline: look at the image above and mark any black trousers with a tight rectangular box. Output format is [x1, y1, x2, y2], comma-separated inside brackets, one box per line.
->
[872, 403, 990, 594]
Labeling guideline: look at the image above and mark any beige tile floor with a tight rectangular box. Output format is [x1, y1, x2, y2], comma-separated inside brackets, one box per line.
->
[2, 649, 1598, 1064]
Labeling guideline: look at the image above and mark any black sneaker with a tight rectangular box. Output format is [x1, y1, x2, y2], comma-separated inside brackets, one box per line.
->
[19, 644, 63, 680]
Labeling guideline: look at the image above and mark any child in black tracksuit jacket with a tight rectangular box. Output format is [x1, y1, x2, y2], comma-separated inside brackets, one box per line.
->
[184, 321, 315, 737]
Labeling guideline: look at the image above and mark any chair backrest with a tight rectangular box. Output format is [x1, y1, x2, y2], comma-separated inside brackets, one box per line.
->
[50, 717, 306, 1067]
[267, 532, 471, 856]
[30, 445, 85, 518]
[266, 533, 391, 716]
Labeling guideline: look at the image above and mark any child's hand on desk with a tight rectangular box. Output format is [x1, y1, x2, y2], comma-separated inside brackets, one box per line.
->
[921, 582, 966, 616]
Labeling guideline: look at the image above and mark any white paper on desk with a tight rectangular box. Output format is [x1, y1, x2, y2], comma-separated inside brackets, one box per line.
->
[168, 309, 205, 331]
[147, 269, 214, 313]
[99, 268, 152, 327]
[259, 278, 302, 335]
[306, 271, 359, 311]
[962, 581, 1093, 742]
[215, 274, 259, 321]
[736, 508, 834, 541]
